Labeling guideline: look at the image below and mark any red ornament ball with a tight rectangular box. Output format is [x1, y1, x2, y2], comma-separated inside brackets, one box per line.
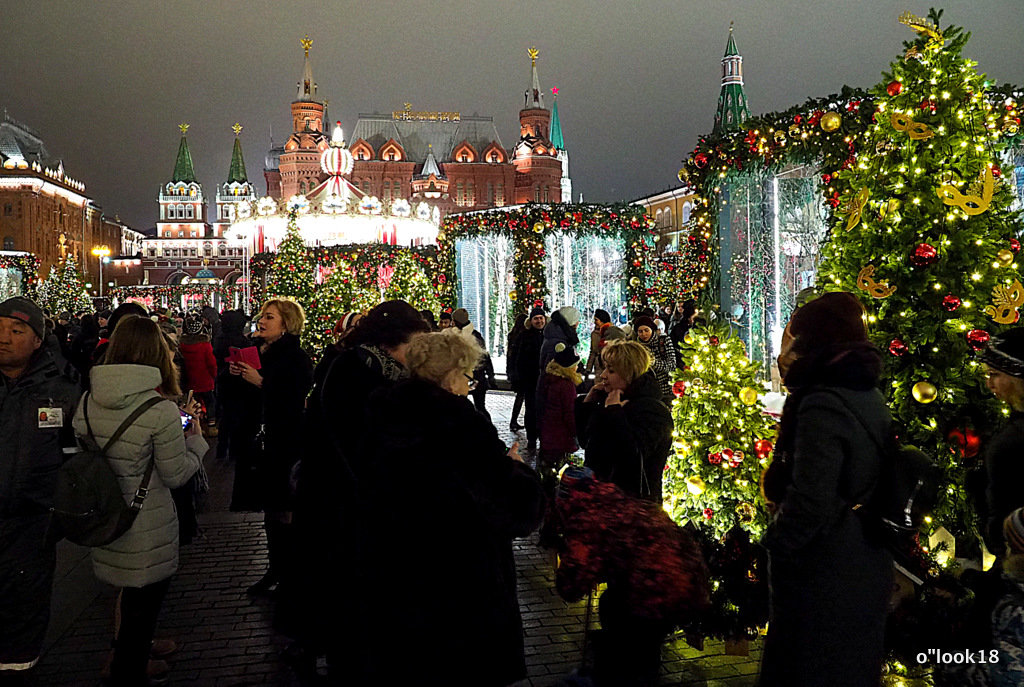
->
[703, 508, 714, 519]
[709, 335, 720, 346]
[754, 439, 774, 458]
[910, 243, 939, 267]
[708, 452, 723, 465]
[672, 380, 687, 397]
[887, 81, 903, 96]
[1011, 239, 1021, 254]
[992, 165, 1002, 178]
[889, 339, 909, 357]
[941, 295, 962, 312]
[694, 153, 709, 168]
[966, 329, 991, 351]
[948, 427, 982, 459]
[437, 274, 447, 284]
[721, 448, 735, 463]
[533, 299, 544, 308]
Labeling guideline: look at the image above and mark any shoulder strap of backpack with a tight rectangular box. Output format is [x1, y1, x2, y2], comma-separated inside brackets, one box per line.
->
[100, 396, 166, 456]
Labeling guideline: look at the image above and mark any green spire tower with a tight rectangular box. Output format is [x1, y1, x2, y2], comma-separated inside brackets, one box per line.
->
[227, 128, 248, 184]
[550, 96, 565, 150]
[172, 123, 197, 183]
[712, 23, 751, 135]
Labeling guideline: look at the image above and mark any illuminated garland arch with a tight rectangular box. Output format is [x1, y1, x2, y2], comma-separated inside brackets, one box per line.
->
[437, 203, 657, 312]
[676, 86, 1022, 297]
[0, 252, 41, 298]
[109, 284, 249, 310]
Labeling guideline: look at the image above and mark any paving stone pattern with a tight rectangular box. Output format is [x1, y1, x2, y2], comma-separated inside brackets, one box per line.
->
[34, 391, 760, 686]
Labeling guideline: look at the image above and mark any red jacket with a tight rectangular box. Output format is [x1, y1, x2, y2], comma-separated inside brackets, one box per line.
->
[179, 339, 217, 393]
[537, 365, 579, 454]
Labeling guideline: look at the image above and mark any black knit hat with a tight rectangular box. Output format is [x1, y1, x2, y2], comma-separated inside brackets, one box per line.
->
[183, 314, 205, 336]
[594, 308, 611, 324]
[788, 291, 867, 354]
[552, 342, 580, 368]
[0, 296, 45, 339]
[529, 306, 546, 319]
[980, 328, 1024, 379]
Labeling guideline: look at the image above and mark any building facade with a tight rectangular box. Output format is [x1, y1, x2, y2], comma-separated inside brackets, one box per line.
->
[263, 40, 570, 219]
[632, 187, 697, 252]
[0, 112, 137, 290]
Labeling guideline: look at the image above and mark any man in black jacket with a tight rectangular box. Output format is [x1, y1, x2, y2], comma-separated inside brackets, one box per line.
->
[516, 307, 546, 452]
[451, 308, 497, 420]
[0, 297, 81, 681]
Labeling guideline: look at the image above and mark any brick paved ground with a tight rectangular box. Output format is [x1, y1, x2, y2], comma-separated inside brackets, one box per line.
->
[33, 391, 760, 686]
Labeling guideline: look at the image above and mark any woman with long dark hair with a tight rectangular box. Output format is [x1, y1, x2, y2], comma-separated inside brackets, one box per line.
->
[758, 292, 892, 687]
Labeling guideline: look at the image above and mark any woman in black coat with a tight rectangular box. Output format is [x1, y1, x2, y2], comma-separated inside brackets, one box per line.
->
[359, 331, 545, 686]
[576, 340, 672, 503]
[758, 292, 892, 687]
[226, 298, 313, 595]
[291, 300, 430, 677]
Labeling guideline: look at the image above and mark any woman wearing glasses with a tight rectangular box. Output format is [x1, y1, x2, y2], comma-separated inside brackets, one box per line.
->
[357, 331, 545, 686]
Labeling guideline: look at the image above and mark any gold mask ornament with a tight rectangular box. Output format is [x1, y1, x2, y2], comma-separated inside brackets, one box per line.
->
[857, 265, 897, 299]
[938, 166, 994, 216]
[890, 112, 934, 140]
[985, 280, 1024, 324]
[845, 188, 870, 231]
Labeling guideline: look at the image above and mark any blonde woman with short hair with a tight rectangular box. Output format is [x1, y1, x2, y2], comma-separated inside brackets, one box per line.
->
[577, 340, 673, 503]
[355, 331, 545, 685]
[223, 298, 313, 595]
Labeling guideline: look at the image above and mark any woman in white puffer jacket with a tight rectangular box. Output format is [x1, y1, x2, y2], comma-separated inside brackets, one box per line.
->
[73, 315, 204, 686]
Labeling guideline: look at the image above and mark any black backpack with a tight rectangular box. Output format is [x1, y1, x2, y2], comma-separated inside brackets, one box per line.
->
[826, 390, 942, 551]
[52, 393, 164, 547]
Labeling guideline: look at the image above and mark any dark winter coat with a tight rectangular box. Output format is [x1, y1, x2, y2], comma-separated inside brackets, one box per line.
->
[555, 477, 709, 623]
[537, 363, 579, 454]
[213, 310, 249, 376]
[179, 336, 217, 393]
[576, 371, 672, 503]
[515, 326, 544, 390]
[458, 324, 495, 389]
[359, 377, 545, 686]
[540, 311, 580, 370]
[638, 333, 677, 402]
[0, 338, 80, 667]
[978, 412, 1024, 555]
[506, 324, 525, 391]
[759, 351, 893, 687]
[224, 334, 312, 511]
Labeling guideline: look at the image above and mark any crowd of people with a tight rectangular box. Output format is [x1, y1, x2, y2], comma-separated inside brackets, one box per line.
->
[2, 289, 1024, 686]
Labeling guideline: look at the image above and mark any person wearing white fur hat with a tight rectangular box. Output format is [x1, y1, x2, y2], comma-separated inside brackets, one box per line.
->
[539, 306, 581, 371]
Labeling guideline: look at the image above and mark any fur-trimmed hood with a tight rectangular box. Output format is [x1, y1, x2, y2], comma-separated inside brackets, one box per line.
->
[545, 359, 582, 387]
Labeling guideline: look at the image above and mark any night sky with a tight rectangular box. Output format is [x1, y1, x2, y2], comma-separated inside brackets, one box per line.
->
[2, 1, 1022, 232]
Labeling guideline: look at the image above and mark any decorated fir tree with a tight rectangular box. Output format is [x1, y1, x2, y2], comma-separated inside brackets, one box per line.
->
[380, 251, 441, 312]
[38, 254, 92, 314]
[266, 210, 317, 307]
[664, 320, 778, 640]
[303, 257, 377, 353]
[817, 9, 1023, 539]
[664, 321, 778, 540]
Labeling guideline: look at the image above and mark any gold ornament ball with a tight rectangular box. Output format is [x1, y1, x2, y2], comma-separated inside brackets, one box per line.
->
[686, 476, 706, 496]
[683, 333, 694, 345]
[912, 381, 938, 404]
[532, 222, 545, 234]
[820, 111, 842, 132]
[629, 276, 641, 287]
[678, 168, 687, 182]
[788, 123, 801, 137]
[1003, 121, 1020, 135]
[773, 130, 787, 144]
[997, 249, 1015, 267]
[509, 290, 518, 301]
[739, 387, 759, 405]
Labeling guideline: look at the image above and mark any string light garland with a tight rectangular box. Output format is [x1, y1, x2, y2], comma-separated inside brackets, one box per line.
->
[437, 203, 657, 313]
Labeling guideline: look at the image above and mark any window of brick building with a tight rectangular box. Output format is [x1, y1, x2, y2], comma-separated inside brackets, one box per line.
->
[2, 236, 14, 250]
[467, 182, 474, 205]
[496, 183, 504, 206]
[487, 182, 493, 205]
[456, 181, 464, 205]
[393, 180, 401, 198]
[3, 204, 12, 216]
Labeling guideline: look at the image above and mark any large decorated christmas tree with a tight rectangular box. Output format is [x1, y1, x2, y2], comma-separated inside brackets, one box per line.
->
[266, 208, 317, 307]
[817, 9, 1023, 540]
[38, 253, 92, 314]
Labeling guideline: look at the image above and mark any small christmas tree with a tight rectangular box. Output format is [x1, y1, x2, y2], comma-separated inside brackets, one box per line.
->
[266, 210, 317, 307]
[817, 9, 1023, 539]
[664, 321, 777, 540]
[38, 254, 92, 314]
[303, 257, 377, 353]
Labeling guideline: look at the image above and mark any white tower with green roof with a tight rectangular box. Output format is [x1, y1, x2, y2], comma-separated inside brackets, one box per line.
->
[214, 123, 255, 237]
[550, 89, 572, 202]
[157, 123, 210, 239]
[712, 23, 751, 135]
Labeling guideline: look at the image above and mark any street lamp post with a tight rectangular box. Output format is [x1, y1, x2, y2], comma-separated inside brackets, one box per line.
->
[91, 245, 110, 297]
